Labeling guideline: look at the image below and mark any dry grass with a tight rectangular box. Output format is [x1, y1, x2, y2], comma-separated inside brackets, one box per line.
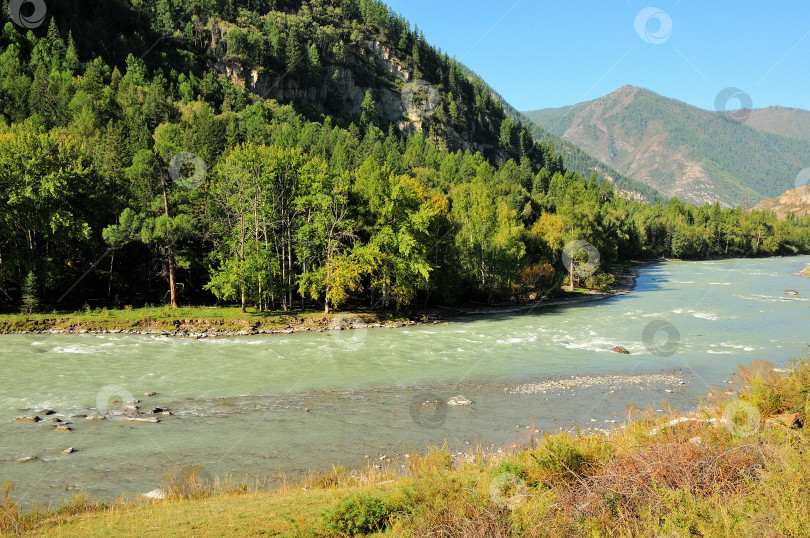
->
[7, 357, 810, 537]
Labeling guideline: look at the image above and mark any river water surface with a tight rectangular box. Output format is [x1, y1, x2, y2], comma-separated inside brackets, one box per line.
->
[1, 256, 809, 506]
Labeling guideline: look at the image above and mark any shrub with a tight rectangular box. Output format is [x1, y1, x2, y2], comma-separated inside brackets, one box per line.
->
[322, 495, 395, 536]
[489, 461, 528, 481]
[530, 435, 591, 479]
[585, 272, 614, 292]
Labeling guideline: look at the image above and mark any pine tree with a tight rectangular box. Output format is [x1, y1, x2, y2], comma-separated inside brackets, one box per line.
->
[21, 271, 38, 314]
[307, 43, 321, 79]
[360, 90, 378, 129]
[65, 30, 80, 72]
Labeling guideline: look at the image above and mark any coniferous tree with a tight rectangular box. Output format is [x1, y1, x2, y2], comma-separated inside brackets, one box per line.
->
[21, 271, 38, 314]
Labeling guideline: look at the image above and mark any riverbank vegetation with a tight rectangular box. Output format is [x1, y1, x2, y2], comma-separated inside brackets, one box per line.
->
[0, 305, 413, 335]
[3, 357, 809, 536]
[2, 1, 810, 316]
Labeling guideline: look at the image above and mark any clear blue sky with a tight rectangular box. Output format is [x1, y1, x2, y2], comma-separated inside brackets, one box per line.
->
[383, 0, 810, 112]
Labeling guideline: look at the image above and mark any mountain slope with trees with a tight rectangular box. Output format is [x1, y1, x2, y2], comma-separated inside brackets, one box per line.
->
[525, 86, 810, 207]
[745, 106, 810, 141]
[1, 2, 809, 314]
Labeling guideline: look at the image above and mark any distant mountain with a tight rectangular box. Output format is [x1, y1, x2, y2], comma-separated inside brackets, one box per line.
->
[463, 74, 660, 202]
[524, 86, 810, 206]
[755, 186, 810, 219]
[744, 106, 810, 141]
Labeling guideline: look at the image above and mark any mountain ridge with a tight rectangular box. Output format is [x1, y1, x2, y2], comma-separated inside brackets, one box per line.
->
[524, 85, 810, 206]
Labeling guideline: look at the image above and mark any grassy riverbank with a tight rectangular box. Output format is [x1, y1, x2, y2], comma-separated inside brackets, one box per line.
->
[4, 357, 809, 537]
[0, 264, 642, 337]
[0, 306, 421, 337]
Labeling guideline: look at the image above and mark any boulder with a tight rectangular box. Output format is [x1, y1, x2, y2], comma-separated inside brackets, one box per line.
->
[61, 447, 77, 455]
[125, 417, 160, 423]
[85, 414, 105, 421]
[14, 456, 37, 464]
[39, 409, 55, 415]
[612, 346, 630, 355]
[144, 392, 158, 397]
[447, 395, 474, 406]
[14, 415, 40, 423]
[48, 417, 62, 423]
[785, 290, 800, 296]
[142, 489, 166, 500]
[54, 425, 72, 433]
[764, 412, 802, 430]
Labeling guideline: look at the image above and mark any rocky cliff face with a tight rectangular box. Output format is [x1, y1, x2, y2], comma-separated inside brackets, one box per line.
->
[211, 32, 503, 159]
[755, 187, 810, 219]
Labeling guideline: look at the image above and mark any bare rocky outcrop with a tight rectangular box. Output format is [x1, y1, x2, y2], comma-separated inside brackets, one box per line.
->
[755, 186, 810, 219]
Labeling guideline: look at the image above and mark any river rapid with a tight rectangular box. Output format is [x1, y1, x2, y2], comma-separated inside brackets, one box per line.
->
[1, 256, 808, 507]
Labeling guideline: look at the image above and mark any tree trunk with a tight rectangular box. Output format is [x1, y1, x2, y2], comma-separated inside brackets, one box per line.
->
[160, 171, 177, 308]
[569, 261, 575, 291]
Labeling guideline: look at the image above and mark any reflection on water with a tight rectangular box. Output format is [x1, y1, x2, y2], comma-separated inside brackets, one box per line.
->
[1, 256, 808, 506]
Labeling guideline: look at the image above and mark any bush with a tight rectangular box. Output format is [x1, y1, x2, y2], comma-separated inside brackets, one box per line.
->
[322, 495, 395, 536]
[585, 272, 614, 292]
[489, 461, 528, 481]
[530, 435, 591, 480]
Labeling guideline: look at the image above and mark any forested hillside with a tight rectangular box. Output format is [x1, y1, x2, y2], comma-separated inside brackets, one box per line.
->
[525, 86, 810, 207]
[1, 1, 810, 313]
[744, 106, 810, 141]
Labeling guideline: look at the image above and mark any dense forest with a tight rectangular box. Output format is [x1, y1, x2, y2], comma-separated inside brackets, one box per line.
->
[1, 0, 810, 313]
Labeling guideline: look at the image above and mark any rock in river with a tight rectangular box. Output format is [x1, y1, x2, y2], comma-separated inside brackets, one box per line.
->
[14, 415, 40, 423]
[61, 447, 77, 455]
[447, 395, 474, 406]
[785, 290, 800, 296]
[15, 456, 37, 464]
[125, 417, 160, 423]
[613, 346, 630, 355]
[54, 425, 72, 433]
